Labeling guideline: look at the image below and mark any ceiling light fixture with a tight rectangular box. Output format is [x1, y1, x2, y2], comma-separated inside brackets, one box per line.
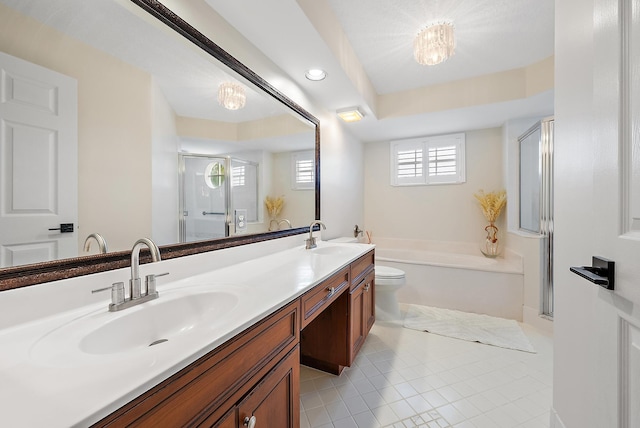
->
[337, 107, 364, 123]
[217, 82, 246, 110]
[305, 69, 327, 81]
[414, 22, 455, 66]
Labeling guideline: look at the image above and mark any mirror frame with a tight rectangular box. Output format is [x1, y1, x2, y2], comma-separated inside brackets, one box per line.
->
[0, 0, 320, 292]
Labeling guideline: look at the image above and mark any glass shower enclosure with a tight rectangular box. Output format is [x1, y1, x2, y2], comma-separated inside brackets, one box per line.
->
[179, 154, 258, 243]
[519, 117, 554, 317]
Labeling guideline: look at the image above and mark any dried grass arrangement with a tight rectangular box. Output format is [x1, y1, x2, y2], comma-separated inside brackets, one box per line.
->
[264, 195, 285, 219]
[474, 189, 506, 257]
[474, 190, 507, 223]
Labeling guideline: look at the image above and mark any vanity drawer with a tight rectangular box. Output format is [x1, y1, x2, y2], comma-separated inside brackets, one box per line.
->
[301, 266, 350, 328]
[350, 249, 375, 290]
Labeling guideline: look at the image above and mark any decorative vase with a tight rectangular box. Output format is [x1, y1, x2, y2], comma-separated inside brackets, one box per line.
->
[481, 222, 501, 258]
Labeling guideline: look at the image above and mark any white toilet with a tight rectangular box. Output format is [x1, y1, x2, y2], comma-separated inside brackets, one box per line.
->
[374, 265, 406, 321]
[329, 237, 406, 321]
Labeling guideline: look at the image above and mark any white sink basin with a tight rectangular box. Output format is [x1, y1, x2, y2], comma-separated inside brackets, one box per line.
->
[30, 288, 241, 364]
[310, 245, 354, 257]
[80, 291, 238, 355]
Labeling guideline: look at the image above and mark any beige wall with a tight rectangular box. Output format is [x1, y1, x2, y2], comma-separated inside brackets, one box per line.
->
[272, 152, 315, 229]
[363, 128, 504, 243]
[1, 0, 366, 257]
[0, 3, 152, 253]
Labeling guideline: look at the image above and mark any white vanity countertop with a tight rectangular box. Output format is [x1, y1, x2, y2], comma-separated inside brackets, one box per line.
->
[0, 240, 374, 427]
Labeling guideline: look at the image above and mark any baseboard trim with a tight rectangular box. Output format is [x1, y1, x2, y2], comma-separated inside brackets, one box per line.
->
[523, 306, 554, 333]
[550, 407, 566, 428]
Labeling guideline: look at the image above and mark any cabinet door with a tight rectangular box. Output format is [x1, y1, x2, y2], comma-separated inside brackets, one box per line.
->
[349, 270, 375, 364]
[238, 346, 300, 428]
[208, 408, 236, 428]
[363, 272, 375, 333]
[349, 279, 366, 363]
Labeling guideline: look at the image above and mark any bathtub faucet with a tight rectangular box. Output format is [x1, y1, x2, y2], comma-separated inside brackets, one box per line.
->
[306, 221, 326, 249]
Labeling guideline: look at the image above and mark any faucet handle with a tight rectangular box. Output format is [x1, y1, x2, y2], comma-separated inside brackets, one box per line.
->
[92, 282, 125, 307]
[145, 272, 169, 295]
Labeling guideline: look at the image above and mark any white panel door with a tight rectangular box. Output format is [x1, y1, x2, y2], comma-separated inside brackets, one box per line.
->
[591, 0, 640, 425]
[0, 52, 77, 268]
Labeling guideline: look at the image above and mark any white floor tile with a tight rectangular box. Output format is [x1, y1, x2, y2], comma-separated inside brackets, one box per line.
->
[325, 400, 351, 421]
[333, 416, 359, 428]
[388, 399, 417, 419]
[343, 394, 369, 416]
[372, 404, 400, 426]
[319, 387, 343, 405]
[300, 312, 553, 428]
[306, 407, 333, 428]
[437, 403, 466, 425]
[353, 410, 382, 428]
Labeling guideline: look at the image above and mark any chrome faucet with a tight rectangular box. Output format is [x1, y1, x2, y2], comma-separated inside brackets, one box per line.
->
[278, 219, 292, 229]
[306, 221, 326, 249]
[269, 218, 293, 231]
[83, 233, 108, 254]
[92, 237, 168, 312]
[130, 238, 161, 300]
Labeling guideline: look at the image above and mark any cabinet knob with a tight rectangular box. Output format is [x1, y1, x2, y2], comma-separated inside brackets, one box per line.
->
[327, 286, 336, 297]
[364, 284, 370, 292]
[243, 416, 257, 428]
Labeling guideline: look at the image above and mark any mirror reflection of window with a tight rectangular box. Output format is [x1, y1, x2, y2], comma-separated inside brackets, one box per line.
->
[291, 151, 315, 190]
[205, 162, 225, 189]
[231, 159, 258, 223]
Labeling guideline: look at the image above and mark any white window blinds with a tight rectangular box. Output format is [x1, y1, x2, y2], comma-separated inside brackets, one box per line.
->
[231, 165, 245, 187]
[291, 151, 315, 189]
[391, 133, 465, 186]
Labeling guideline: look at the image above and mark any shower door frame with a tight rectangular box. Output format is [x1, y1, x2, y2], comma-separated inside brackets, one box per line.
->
[178, 154, 231, 243]
[519, 117, 554, 318]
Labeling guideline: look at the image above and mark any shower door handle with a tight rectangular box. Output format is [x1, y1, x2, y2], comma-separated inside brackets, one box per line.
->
[202, 211, 224, 216]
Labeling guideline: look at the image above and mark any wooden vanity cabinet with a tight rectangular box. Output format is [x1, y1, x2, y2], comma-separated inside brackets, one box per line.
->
[301, 249, 375, 374]
[205, 347, 300, 428]
[93, 300, 299, 428]
[236, 346, 300, 428]
[93, 248, 375, 427]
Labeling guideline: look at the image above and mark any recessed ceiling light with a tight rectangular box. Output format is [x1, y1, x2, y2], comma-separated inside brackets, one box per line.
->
[337, 107, 364, 123]
[305, 69, 327, 81]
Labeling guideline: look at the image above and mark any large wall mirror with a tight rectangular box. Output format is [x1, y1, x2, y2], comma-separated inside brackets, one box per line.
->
[0, 0, 320, 290]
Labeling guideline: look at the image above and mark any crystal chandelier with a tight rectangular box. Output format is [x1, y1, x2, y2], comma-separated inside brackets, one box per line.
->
[217, 82, 246, 110]
[414, 22, 455, 66]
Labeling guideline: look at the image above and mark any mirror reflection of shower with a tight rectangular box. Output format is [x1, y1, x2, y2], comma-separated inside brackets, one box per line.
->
[179, 154, 258, 243]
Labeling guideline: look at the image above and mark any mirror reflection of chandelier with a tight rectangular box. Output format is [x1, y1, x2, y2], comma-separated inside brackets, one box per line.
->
[414, 22, 455, 66]
[218, 82, 246, 110]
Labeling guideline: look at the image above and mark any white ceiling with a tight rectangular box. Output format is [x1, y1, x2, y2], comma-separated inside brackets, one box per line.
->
[327, 0, 554, 94]
[3, 0, 555, 144]
[205, 0, 555, 142]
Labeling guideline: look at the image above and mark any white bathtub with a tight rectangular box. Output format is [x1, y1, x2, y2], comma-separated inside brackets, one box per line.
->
[373, 238, 524, 321]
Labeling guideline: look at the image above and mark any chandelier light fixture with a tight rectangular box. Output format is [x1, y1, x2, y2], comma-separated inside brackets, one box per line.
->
[217, 82, 246, 110]
[414, 22, 455, 66]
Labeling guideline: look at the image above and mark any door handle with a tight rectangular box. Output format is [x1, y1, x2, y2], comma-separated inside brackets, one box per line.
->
[570, 256, 615, 290]
[48, 223, 74, 233]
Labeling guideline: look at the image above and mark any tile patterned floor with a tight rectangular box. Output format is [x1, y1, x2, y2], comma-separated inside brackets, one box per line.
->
[300, 313, 553, 428]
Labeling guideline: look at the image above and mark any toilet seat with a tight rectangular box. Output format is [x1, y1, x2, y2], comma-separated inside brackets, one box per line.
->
[375, 265, 405, 279]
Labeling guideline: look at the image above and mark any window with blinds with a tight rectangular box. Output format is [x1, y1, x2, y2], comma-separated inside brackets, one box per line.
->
[390, 133, 465, 186]
[231, 165, 245, 187]
[291, 150, 315, 190]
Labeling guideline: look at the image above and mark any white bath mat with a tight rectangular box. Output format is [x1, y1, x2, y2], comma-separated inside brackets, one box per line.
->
[403, 304, 536, 353]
